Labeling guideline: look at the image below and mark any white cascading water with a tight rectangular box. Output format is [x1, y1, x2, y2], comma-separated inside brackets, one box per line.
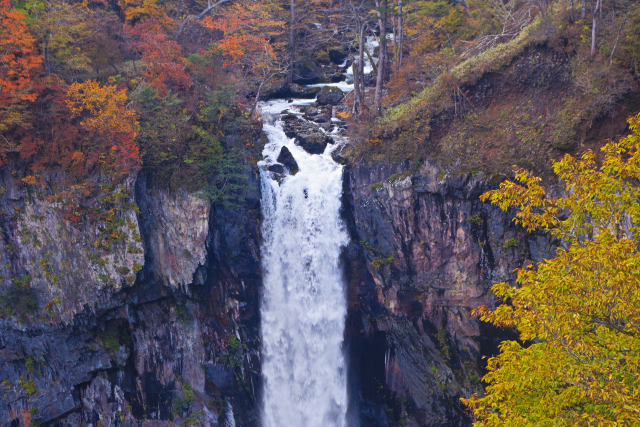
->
[258, 35, 378, 426]
[258, 98, 350, 427]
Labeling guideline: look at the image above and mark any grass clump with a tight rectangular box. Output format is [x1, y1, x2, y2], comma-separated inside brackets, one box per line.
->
[380, 16, 543, 130]
[0, 276, 38, 320]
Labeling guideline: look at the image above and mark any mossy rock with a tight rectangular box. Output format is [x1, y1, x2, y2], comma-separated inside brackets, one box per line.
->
[328, 46, 347, 64]
[316, 50, 331, 65]
[317, 86, 344, 106]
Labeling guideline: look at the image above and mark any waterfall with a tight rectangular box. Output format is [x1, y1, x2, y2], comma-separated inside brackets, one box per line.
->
[258, 98, 350, 427]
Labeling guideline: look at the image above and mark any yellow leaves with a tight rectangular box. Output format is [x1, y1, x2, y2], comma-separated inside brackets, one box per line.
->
[27, 0, 94, 74]
[480, 168, 559, 233]
[465, 114, 640, 426]
[66, 80, 137, 140]
[65, 80, 139, 175]
[21, 175, 38, 185]
[119, 0, 172, 27]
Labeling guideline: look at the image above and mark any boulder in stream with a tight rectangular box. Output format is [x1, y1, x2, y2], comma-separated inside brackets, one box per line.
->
[317, 86, 344, 106]
[267, 163, 286, 175]
[282, 114, 334, 155]
[300, 105, 332, 124]
[289, 84, 321, 98]
[277, 146, 299, 175]
[293, 58, 323, 84]
[328, 46, 348, 64]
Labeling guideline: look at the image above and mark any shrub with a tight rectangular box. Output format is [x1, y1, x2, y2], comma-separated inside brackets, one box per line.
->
[0, 277, 38, 318]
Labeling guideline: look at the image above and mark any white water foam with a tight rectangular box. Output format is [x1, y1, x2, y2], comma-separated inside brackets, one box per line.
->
[258, 98, 349, 427]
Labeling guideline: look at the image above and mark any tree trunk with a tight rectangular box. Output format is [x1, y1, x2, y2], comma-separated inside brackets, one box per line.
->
[374, 0, 388, 115]
[581, 0, 587, 19]
[288, 0, 296, 85]
[397, 0, 404, 71]
[590, 0, 601, 58]
[358, 23, 366, 105]
[569, 0, 575, 23]
[351, 55, 361, 114]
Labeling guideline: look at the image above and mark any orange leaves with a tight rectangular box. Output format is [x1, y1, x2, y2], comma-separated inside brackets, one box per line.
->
[21, 175, 38, 185]
[200, 1, 281, 67]
[66, 80, 138, 149]
[0, 0, 42, 133]
[66, 80, 139, 174]
[67, 81, 132, 130]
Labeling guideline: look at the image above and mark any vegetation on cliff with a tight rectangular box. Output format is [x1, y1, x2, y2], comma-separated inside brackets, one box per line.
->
[345, 0, 640, 176]
[1, 0, 640, 424]
[463, 113, 640, 425]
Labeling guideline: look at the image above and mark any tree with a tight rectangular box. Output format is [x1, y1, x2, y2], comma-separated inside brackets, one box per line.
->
[176, 0, 232, 38]
[0, 0, 42, 141]
[118, 0, 173, 26]
[18, 0, 94, 77]
[591, 0, 603, 57]
[131, 84, 190, 175]
[200, 1, 281, 68]
[126, 20, 191, 96]
[373, 0, 388, 114]
[346, 0, 371, 114]
[65, 80, 139, 176]
[462, 113, 640, 425]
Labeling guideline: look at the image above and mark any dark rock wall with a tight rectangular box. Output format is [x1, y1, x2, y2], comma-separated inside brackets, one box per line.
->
[342, 161, 554, 427]
[0, 164, 263, 426]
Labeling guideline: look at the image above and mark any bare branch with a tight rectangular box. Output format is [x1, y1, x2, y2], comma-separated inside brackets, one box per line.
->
[176, 0, 232, 39]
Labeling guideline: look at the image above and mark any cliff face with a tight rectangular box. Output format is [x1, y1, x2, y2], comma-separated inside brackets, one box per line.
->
[0, 38, 635, 427]
[0, 163, 263, 426]
[342, 161, 554, 426]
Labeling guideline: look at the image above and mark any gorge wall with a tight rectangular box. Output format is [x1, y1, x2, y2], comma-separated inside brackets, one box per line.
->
[342, 161, 554, 426]
[0, 160, 263, 426]
[1, 43, 638, 427]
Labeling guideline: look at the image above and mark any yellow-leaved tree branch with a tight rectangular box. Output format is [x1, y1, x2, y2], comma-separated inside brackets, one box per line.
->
[462, 113, 640, 426]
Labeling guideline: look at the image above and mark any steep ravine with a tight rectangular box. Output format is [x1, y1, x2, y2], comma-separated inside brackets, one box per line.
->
[1, 43, 634, 426]
[0, 163, 263, 426]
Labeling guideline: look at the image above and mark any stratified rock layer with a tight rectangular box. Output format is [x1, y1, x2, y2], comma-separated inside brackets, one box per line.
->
[343, 160, 554, 426]
[0, 164, 263, 426]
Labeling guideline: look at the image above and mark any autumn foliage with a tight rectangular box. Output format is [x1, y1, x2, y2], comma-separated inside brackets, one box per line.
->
[126, 21, 191, 96]
[0, 0, 275, 194]
[201, 1, 280, 67]
[0, 0, 42, 143]
[66, 80, 139, 174]
[463, 114, 640, 425]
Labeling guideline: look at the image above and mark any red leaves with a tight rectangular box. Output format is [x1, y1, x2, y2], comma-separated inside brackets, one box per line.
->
[200, 1, 279, 68]
[0, 0, 42, 105]
[126, 20, 191, 96]
[0, 0, 43, 164]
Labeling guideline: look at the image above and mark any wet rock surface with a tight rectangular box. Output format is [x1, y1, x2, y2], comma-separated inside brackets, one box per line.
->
[317, 86, 345, 105]
[267, 163, 286, 175]
[293, 58, 324, 84]
[300, 104, 332, 124]
[277, 146, 299, 175]
[282, 114, 334, 154]
[342, 160, 554, 426]
[288, 83, 321, 99]
[0, 161, 263, 426]
[328, 46, 348, 65]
